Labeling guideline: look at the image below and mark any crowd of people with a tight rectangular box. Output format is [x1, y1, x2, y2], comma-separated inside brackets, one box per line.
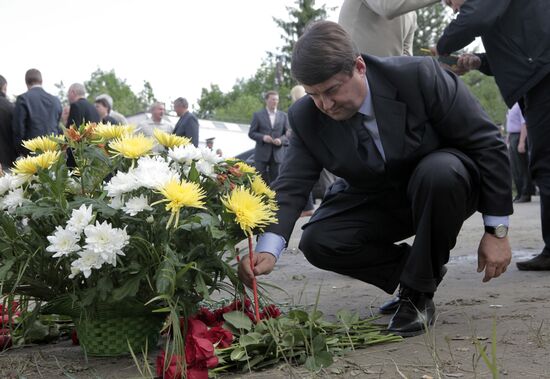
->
[1, 0, 548, 339]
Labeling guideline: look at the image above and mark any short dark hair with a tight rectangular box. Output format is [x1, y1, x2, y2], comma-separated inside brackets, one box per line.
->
[25, 69, 43, 86]
[95, 97, 111, 112]
[264, 90, 278, 100]
[291, 20, 359, 86]
[0, 75, 6, 89]
[174, 97, 188, 108]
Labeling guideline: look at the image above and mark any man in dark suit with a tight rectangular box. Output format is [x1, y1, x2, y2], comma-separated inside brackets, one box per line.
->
[12, 69, 62, 156]
[238, 21, 513, 337]
[0, 75, 16, 171]
[248, 90, 290, 184]
[66, 83, 100, 127]
[173, 97, 199, 147]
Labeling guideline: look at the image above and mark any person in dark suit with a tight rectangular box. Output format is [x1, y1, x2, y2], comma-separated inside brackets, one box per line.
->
[435, 0, 550, 271]
[12, 69, 62, 156]
[248, 90, 289, 184]
[238, 21, 513, 337]
[0, 75, 16, 171]
[173, 97, 199, 147]
[66, 83, 100, 127]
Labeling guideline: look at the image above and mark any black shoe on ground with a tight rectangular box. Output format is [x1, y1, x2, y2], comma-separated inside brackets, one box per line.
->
[386, 287, 435, 337]
[516, 252, 550, 271]
[514, 195, 531, 203]
[379, 266, 447, 315]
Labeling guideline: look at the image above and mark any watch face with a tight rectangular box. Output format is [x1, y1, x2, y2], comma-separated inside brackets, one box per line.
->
[495, 224, 508, 238]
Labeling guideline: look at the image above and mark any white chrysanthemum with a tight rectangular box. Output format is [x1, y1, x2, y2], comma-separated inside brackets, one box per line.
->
[1, 188, 28, 214]
[146, 215, 154, 223]
[110, 195, 124, 210]
[168, 144, 202, 164]
[122, 195, 153, 216]
[70, 249, 105, 278]
[0, 174, 25, 195]
[46, 226, 81, 257]
[104, 171, 140, 197]
[201, 148, 224, 164]
[67, 204, 94, 233]
[196, 159, 216, 179]
[83, 221, 129, 264]
[133, 155, 178, 189]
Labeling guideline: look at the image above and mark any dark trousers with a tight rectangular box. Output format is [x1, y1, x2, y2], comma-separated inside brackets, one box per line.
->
[523, 73, 550, 255]
[508, 133, 535, 198]
[299, 151, 478, 294]
[256, 159, 280, 185]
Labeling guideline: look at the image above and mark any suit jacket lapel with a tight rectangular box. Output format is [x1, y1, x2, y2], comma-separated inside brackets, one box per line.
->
[366, 66, 407, 164]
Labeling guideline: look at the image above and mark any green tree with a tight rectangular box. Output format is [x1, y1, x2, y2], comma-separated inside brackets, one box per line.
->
[196, 1, 331, 122]
[414, 4, 452, 56]
[54, 81, 68, 107]
[84, 69, 156, 116]
[461, 70, 507, 125]
[272, 0, 333, 87]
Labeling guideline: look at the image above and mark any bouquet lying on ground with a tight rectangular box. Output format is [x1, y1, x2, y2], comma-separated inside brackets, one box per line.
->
[0, 122, 277, 327]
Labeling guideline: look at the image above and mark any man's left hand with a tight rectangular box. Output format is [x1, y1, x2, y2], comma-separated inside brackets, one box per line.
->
[273, 138, 282, 146]
[477, 233, 512, 282]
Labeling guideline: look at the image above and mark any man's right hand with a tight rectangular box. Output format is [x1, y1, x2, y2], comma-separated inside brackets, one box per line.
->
[454, 53, 481, 75]
[238, 252, 276, 288]
[263, 135, 274, 144]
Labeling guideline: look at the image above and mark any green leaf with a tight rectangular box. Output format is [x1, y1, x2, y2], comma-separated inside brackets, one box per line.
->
[0, 258, 16, 280]
[305, 351, 333, 372]
[223, 311, 252, 331]
[282, 333, 295, 347]
[230, 347, 248, 361]
[239, 332, 262, 347]
[112, 273, 143, 301]
[288, 309, 309, 323]
[156, 257, 176, 296]
[336, 309, 359, 325]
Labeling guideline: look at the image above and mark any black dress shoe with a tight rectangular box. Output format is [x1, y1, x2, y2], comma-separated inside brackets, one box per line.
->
[514, 195, 531, 203]
[379, 266, 447, 315]
[386, 287, 435, 337]
[516, 252, 550, 271]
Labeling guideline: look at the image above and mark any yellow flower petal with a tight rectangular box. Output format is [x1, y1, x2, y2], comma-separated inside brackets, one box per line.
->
[22, 135, 60, 153]
[235, 162, 256, 174]
[250, 175, 276, 199]
[13, 151, 62, 178]
[93, 123, 135, 140]
[109, 134, 154, 159]
[222, 186, 277, 234]
[155, 179, 206, 228]
[153, 129, 190, 148]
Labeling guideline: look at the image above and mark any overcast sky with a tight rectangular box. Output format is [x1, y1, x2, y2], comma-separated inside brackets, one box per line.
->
[2, 0, 341, 109]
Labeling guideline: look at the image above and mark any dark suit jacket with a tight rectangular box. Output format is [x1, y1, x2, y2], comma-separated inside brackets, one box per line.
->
[0, 94, 16, 167]
[12, 86, 62, 156]
[248, 108, 289, 163]
[269, 55, 513, 242]
[174, 111, 199, 147]
[67, 98, 100, 127]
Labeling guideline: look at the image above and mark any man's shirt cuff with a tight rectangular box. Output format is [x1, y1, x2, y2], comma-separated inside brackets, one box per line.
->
[483, 215, 509, 227]
[256, 232, 286, 261]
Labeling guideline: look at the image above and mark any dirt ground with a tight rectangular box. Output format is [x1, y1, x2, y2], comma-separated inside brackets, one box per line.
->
[1, 198, 549, 378]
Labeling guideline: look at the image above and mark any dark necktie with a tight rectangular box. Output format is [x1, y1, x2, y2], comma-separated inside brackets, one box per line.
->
[353, 114, 385, 174]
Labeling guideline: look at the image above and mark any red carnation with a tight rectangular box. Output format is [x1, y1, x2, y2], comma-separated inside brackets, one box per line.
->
[206, 326, 233, 348]
[260, 304, 282, 319]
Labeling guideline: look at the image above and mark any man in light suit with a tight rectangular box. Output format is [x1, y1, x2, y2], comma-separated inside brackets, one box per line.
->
[238, 21, 512, 337]
[248, 91, 289, 184]
[12, 69, 62, 156]
[338, 0, 439, 56]
[173, 97, 199, 147]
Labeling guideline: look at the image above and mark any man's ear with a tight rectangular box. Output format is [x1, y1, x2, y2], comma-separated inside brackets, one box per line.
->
[355, 56, 367, 75]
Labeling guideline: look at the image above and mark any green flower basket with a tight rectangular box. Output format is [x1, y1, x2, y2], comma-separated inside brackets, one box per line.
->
[74, 313, 164, 357]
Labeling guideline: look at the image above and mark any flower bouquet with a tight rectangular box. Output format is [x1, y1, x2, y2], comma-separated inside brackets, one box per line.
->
[0, 123, 277, 355]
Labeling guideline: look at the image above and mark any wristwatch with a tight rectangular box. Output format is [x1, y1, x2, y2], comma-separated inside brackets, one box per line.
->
[484, 224, 508, 238]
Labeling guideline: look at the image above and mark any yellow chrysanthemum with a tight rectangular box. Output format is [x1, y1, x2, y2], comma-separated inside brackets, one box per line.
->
[109, 134, 154, 159]
[153, 129, 191, 148]
[93, 123, 135, 140]
[22, 136, 59, 153]
[235, 161, 257, 174]
[222, 186, 278, 235]
[250, 175, 276, 200]
[154, 179, 206, 228]
[13, 151, 61, 178]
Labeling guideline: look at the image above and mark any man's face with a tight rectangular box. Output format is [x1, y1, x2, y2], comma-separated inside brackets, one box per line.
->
[174, 103, 185, 116]
[265, 94, 279, 112]
[152, 104, 165, 121]
[443, 0, 464, 13]
[303, 56, 367, 121]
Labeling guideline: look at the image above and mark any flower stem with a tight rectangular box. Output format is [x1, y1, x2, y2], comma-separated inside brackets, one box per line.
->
[247, 233, 261, 322]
